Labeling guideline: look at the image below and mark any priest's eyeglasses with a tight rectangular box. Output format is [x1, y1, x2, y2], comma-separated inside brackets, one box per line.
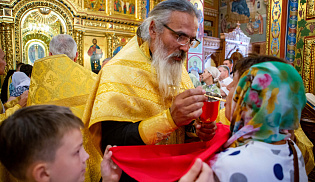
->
[163, 24, 201, 48]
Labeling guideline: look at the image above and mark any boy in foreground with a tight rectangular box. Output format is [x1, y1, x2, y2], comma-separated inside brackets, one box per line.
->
[0, 105, 121, 182]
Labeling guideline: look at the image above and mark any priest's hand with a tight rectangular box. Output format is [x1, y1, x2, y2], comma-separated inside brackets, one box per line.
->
[195, 119, 217, 141]
[101, 145, 122, 182]
[170, 87, 207, 127]
[179, 158, 214, 182]
[18, 90, 28, 107]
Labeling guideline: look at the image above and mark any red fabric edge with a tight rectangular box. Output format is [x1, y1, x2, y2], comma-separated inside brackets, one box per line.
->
[110, 123, 230, 182]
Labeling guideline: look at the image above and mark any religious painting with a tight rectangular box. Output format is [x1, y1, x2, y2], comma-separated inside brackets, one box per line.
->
[99, 3, 105, 11]
[269, 0, 281, 57]
[205, 20, 212, 27]
[108, 35, 132, 58]
[84, 0, 106, 12]
[113, 46, 123, 56]
[220, 0, 227, 7]
[204, 30, 212, 36]
[114, 0, 136, 15]
[84, 36, 106, 73]
[204, 20, 213, 37]
[189, 0, 204, 53]
[257, 1, 261, 9]
[219, 0, 267, 43]
[293, 0, 315, 85]
[187, 55, 203, 74]
[231, 0, 250, 17]
[28, 43, 46, 64]
[188, 0, 204, 73]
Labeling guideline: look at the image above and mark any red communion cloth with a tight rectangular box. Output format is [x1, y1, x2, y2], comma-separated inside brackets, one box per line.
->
[110, 123, 230, 182]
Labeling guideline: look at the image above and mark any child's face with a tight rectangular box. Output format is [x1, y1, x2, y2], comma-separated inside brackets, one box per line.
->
[48, 129, 89, 182]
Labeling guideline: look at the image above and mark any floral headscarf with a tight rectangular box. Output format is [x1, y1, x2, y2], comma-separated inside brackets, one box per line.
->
[225, 62, 306, 147]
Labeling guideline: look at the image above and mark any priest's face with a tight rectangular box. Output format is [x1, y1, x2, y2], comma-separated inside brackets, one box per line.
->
[155, 11, 198, 62]
[151, 11, 198, 98]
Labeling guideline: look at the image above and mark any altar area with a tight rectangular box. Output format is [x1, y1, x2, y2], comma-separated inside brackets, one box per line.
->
[0, 0, 314, 94]
[0, 0, 157, 73]
[1, 0, 315, 179]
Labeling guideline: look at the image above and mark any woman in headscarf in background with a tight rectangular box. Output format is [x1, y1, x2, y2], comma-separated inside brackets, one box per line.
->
[202, 66, 221, 95]
[1, 63, 25, 103]
[211, 60, 308, 181]
[8, 72, 30, 101]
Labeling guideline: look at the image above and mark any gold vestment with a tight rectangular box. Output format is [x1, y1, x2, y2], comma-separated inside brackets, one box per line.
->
[27, 54, 97, 118]
[0, 98, 22, 182]
[83, 36, 194, 155]
[0, 98, 21, 123]
[26, 55, 101, 182]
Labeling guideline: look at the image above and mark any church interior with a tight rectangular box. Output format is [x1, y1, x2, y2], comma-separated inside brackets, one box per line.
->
[1, 0, 315, 180]
[0, 0, 313, 95]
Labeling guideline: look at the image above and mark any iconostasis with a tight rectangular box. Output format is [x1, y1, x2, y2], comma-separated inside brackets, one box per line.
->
[0, 0, 164, 74]
[264, 0, 315, 94]
[0, 0, 313, 93]
[216, 0, 315, 95]
[294, 0, 315, 94]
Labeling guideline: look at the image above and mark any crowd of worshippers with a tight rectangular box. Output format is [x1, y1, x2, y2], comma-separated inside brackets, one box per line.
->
[0, 0, 314, 182]
[189, 58, 234, 109]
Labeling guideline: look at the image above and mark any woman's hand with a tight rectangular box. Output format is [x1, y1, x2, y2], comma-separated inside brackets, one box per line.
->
[18, 90, 29, 107]
[179, 158, 214, 182]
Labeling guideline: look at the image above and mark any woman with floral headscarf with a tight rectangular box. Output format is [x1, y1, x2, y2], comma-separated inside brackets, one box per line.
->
[211, 61, 308, 181]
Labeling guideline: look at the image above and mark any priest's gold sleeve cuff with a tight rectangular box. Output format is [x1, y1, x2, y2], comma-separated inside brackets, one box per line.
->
[138, 109, 178, 145]
[0, 104, 21, 124]
[4, 96, 20, 110]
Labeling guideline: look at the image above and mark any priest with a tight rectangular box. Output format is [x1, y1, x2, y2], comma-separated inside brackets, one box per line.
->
[83, 0, 217, 180]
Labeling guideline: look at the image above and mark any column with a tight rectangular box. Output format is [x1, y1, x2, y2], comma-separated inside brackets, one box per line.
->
[0, 22, 14, 72]
[73, 29, 84, 66]
[106, 34, 113, 58]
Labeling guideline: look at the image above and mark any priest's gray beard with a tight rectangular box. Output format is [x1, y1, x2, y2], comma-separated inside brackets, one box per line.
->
[151, 36, 186, 99]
